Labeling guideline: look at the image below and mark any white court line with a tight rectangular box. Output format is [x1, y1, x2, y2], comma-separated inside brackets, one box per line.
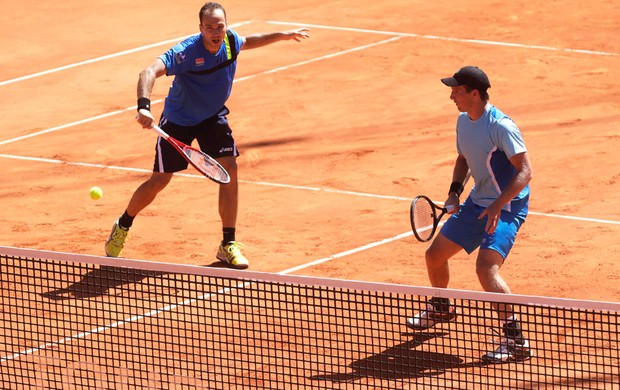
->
[0, 230, 413, 362]
[3, 18, 616, 88]
[0, 36, 402, 147]
[0, 152, 615, 363]
[267, 20, 620, 57]
[1, 229, 407, 361]
[1, 152, 619, 226]
[237, 35, 403, 80]
[3, 207, 620, 364]
[277, 231, 413, 275]
[0, 21, 254, 87]
[0, 108, 142, 147]
[2, 19, 619, 367]
[0, 277, 252, 363]
[2, 18, 615, 145]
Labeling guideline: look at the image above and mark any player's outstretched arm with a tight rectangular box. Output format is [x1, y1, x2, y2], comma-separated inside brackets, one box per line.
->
[242, 28, 310, 50]
[136, 59, 167, 129]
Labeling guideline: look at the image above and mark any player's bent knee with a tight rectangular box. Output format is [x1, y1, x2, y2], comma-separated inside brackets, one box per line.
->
[146, 173, 173, 191]
[217, 156, 237, 172]
[425, 248, 448, 270]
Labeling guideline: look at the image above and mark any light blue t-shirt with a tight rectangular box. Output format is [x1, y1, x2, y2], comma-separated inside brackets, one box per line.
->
[159, 30, 243, 126]
[456, 103, 529, 211]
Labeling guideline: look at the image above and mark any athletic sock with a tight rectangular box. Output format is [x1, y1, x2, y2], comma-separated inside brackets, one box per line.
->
[222, 227, 236, 245]
[118, 211, 135, 230]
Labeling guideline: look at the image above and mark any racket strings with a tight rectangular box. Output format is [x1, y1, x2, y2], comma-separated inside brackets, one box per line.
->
[413, 199, 435, 241]
[185, 148, 229, 183]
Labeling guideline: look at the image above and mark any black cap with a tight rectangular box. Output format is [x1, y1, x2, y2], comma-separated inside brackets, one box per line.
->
[441, 66, 491, 91]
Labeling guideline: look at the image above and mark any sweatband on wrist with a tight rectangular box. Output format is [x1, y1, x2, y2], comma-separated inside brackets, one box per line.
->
[137, 97, 151, 112]
[448, 181, 464, 196]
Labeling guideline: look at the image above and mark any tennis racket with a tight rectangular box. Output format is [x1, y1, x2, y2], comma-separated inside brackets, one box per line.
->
[410, 195, 454, 242]
[151, 124, 230, 184]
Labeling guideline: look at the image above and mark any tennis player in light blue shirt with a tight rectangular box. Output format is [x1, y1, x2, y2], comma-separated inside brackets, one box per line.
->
[406, 66, 534, 364]
[455, 103, 529, 213]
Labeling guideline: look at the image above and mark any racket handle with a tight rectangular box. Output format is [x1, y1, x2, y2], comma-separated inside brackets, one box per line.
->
[445, 204, 455, 213]
[151, 124, 170, 140]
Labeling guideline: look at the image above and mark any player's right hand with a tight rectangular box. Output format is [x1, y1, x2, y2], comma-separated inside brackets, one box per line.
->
[136, 108, 155, 129]
[444, 193, 461, 214]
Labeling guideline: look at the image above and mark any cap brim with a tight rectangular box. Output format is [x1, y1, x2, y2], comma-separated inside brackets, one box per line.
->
[441, 77, 460, 87]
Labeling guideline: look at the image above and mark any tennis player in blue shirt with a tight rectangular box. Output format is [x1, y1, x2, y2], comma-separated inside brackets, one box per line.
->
[406, 66, 534, 363]
[105, 2, 309, 269]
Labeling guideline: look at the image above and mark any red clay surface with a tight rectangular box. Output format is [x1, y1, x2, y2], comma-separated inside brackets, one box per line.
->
[3, 0, 619, 299]
[1, 0, 619, 386]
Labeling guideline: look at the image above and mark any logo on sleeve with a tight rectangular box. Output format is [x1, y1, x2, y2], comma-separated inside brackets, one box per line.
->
[174, 52, 187, 64]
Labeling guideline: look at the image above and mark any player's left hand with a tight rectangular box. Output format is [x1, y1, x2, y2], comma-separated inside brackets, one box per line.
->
[283, 28, 310, 42]
[479, 203, 502, 234]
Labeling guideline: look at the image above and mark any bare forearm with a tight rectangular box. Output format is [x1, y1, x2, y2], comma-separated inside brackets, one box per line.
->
[494, 152, 534, 208]
[137, 59, 167, 98]
[244, 32, 283, 49]
[135, 59, 167, 128]
[137, 67, 159, 99]
[445, 155, 470, 209]
[242, 28, 310, 50]
[496, 167, 533, 207]
[452, 155, 470, 184]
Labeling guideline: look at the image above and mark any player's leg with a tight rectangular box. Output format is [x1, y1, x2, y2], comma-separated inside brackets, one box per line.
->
[105, 120, 186, 257]
[406, 233, 462, 330]
[214, 155, 248, 269]
[425, 233, 462, 288]
[406, 198, 484, 330]
[197, 107, 248, 269]
[476, 247, 511, 297]
[127, 172, 174, 216]
[217, 156, 238, 229]
[105, 172, 173, 257]
[478, 212, 531, 362]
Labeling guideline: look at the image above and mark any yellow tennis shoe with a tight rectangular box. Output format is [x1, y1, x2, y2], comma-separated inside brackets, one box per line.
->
[217, 241, 249, 269]
[105, 219, 129, 257]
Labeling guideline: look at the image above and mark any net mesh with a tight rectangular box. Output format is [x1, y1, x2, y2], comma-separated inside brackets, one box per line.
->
[1, 247, 619, 389]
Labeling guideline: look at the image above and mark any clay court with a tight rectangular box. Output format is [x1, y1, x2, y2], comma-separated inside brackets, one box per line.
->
[1, 0, 619, 388]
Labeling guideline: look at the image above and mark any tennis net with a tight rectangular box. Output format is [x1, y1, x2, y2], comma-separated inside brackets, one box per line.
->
[1, 246, 618, 389]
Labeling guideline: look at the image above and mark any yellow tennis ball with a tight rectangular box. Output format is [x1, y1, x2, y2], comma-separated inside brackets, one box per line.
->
[89, 186, 103, 200]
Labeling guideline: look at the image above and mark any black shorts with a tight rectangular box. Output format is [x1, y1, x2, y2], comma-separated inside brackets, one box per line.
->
[153, 106, 239, 173]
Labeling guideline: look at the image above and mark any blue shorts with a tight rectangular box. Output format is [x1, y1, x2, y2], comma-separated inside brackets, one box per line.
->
[440, 197, 528, 259]
[153, 106, 239, 173]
